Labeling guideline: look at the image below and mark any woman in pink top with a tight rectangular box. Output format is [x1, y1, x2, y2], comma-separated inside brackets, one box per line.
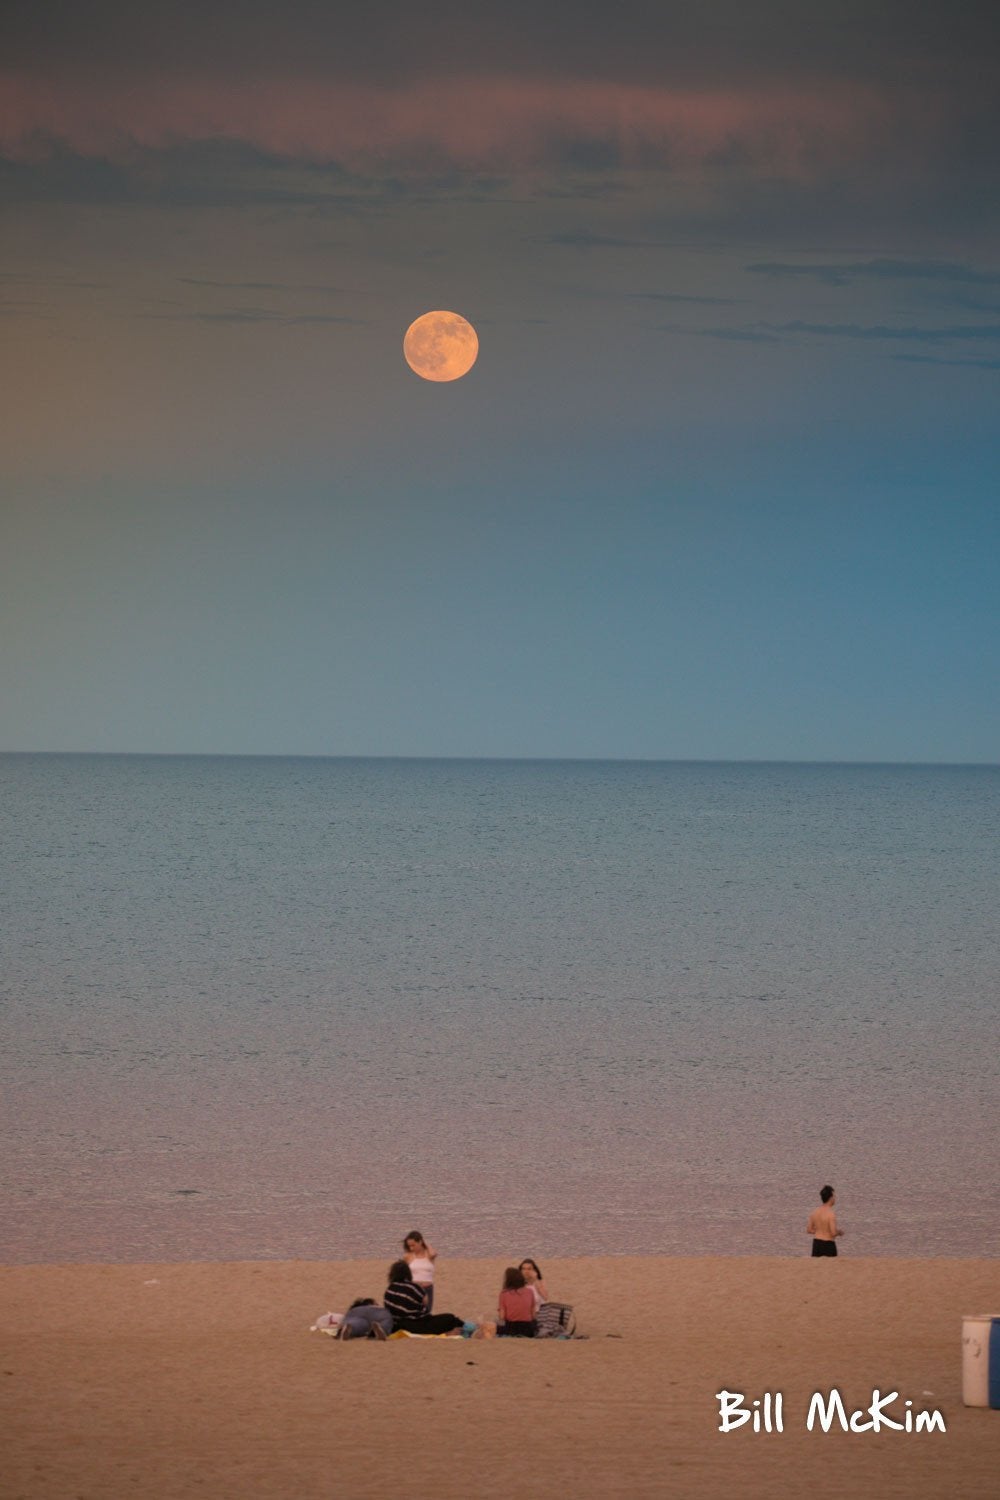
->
[497, 1267, 537, 1337]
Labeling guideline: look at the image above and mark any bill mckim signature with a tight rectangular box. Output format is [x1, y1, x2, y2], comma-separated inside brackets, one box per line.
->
[716, 1389, 947, 1434]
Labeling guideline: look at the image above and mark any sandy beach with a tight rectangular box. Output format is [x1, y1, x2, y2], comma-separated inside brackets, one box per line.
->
[2, 1256, 998, 1499]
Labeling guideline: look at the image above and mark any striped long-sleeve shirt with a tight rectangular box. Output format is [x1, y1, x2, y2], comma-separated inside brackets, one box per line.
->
[383, 1280, 427, 1328]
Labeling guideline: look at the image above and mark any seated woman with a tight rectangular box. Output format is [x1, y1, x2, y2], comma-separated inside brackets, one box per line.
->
[497, 1266, 537, 1337]
[518, 1258, 548, 1311]
[337, 1297, 393, 1340]
[383, 1259, 466, 1336]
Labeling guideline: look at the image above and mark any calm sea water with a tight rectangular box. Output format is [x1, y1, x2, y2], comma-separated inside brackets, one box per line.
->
[2, 754, 998, 1263]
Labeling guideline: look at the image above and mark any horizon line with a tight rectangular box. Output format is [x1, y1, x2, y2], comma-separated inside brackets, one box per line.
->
[2, 750, 998, 769]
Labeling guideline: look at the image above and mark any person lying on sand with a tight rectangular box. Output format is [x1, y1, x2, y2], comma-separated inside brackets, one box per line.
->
[337, 1298, 393, 1340]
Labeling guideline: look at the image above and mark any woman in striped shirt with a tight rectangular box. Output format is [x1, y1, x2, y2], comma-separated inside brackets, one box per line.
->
[383, 1260, 466, 1336]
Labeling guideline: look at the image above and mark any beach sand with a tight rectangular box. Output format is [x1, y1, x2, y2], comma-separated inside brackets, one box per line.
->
[2, 1257, 997, 1499]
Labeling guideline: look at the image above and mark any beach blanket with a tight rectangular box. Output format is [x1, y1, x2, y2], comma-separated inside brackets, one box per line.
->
[387, 1329, 463, 1339]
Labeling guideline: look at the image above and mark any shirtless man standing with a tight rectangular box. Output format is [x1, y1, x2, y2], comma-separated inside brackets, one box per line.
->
[807, 1185, 844, 1257]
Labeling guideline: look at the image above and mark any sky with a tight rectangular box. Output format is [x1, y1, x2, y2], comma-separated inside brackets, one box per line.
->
[1, 1, 998, 760]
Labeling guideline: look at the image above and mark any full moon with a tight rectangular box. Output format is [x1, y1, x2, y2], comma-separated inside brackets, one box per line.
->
[403, 310, 479, 382]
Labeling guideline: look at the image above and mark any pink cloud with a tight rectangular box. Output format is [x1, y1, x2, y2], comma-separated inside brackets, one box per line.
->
[0, 72, 907, 177]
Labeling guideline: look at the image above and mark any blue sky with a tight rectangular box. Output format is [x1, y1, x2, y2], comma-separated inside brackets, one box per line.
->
[1, 1, 998, 759]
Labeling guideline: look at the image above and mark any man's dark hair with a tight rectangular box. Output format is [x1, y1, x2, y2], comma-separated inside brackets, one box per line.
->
[820, 1185, 834, 1204]
[387, 1258, 413, 1284]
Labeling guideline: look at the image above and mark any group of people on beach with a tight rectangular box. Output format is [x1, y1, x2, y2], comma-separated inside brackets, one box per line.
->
[333, 1191, 842, 1340]
[335, 1231, 553, 1341]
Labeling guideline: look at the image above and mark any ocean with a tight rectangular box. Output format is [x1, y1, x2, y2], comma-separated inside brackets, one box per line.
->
[2, 754, 997, 1262]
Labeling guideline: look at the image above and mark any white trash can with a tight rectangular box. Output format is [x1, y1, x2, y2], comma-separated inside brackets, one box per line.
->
[962, 1315, 1000, 1408]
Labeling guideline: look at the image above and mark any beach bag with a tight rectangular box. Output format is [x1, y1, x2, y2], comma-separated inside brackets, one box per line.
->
[309, 1312, 344, 1336]
[534, 1301, 577, 1338]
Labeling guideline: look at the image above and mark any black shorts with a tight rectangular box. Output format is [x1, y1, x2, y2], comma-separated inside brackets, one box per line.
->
[398, 1313, 465, 1336]
[811, 1239, 838, 1257]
